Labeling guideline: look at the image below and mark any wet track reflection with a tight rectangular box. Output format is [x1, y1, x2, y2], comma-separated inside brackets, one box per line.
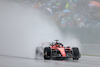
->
[0, 55, 100, 67]
[0, 1, 100, 67]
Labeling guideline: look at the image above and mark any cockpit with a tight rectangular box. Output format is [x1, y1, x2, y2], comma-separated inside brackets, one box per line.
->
[55, 43, 63, 47]
[50, 40, 63, 47]
[50, 42, 63, 47]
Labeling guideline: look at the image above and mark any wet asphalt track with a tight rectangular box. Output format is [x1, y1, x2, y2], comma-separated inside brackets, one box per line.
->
[0, 55, 100, 67]
[0, 1, 100, 67]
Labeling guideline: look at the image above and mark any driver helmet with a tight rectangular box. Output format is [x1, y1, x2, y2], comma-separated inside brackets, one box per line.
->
[67, 46, 70, 48]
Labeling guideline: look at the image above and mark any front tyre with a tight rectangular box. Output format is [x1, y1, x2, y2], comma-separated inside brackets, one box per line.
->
[44, 47, 51, 60]
[72, 47, 80, 60]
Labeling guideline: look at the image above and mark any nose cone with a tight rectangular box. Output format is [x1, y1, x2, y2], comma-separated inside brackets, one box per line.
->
[57, 48, 66, 57]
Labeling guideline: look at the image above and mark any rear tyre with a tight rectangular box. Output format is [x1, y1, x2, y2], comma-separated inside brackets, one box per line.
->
[72, 47, 80, 60]
[35, 47, 43, 58]
[44, 47, 51, 60]
[35, 47, 39, 55]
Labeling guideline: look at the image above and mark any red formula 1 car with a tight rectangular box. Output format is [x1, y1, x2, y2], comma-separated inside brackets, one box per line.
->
[35, 40, 81, 60]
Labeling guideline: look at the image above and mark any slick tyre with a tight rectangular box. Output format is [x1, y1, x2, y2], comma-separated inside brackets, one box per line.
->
[44, 47, 51, 60]
[72, 47, 80, 60]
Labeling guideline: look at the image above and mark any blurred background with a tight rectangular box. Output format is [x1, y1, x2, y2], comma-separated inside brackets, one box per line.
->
[21, 0, 100, 56]
[0, 0, 100, 59]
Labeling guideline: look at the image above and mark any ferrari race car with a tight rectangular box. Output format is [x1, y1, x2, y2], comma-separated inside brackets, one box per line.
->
[35, 40, 81, 60]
